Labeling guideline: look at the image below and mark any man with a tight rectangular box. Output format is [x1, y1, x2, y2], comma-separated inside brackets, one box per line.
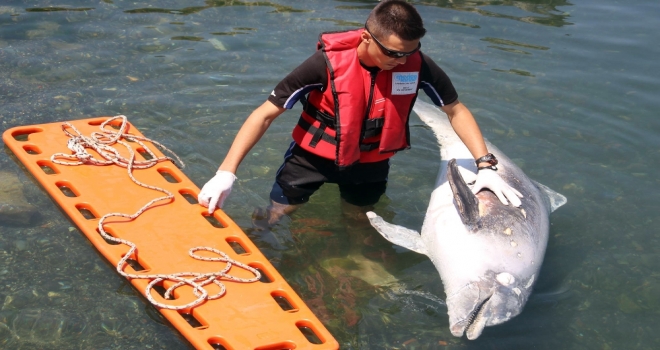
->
[198, 0, 522, 222]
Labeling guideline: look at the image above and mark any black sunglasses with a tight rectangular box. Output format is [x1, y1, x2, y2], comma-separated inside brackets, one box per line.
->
[364, 25, 421, 58]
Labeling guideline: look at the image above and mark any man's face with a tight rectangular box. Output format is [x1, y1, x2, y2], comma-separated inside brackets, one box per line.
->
[361, 28, 421, 70]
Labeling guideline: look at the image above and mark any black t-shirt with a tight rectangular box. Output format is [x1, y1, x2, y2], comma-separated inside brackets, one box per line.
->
[267, 50, 459, 110]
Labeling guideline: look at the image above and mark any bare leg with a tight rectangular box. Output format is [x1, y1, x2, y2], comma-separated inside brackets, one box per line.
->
[267, 200, 301, 225]
[252, 200, 302, 230]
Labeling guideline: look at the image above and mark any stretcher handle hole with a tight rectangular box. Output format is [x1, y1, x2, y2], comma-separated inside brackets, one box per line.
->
[152, 283, 176, 300]
[126, 258, 146, 272]
[248, 263, 273, 283]
[178, 189, 198, 204]
[11, 127, 43, 141]
[76, 204, 98, 220]
[59, 186, 77, 197]
[56, 181, 79, 197]
[180, 312, 207, 329]
[158, 168, 180, 183]
[203, 214, 226, 228]
[87, 119, 128, 130]
[208, 338, 229, 350]
[96, 228, 120, 245]
[296, 322, 324, 345]
[226, 238, 248, 255]
[37, 160, 59, 175]
[271, 292, 298, 312]
[23, 145, 42, 155]
[254, 341, 296, 350]
[137, 148, 153, 160]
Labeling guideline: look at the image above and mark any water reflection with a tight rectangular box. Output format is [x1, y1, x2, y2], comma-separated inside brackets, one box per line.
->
[438, 20, 481, 28]
[481, 37, 550, 51]
[337, 0, 573, 27]
[310, 18, 364, 28]
[123, 0, 309, 16]
[210, 27, 255, 36]
[24, 7, 95, 13]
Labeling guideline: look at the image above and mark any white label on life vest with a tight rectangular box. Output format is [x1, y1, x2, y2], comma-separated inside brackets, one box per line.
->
[391, 72, 419, 95]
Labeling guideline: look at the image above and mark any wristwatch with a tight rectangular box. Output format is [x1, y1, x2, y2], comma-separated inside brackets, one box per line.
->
[475, 153, 498, 171]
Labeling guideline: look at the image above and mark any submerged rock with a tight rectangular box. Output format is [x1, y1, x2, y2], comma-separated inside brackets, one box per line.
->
[0, 308, 88, 348]
[617, 294, 642, 314]
[0, 172, 38, 226]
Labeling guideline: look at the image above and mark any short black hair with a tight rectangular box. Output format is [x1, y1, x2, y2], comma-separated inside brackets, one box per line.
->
[365, 0, 426, 41]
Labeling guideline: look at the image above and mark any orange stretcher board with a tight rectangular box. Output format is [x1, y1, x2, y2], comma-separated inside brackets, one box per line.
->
[3, 117, 339, 350]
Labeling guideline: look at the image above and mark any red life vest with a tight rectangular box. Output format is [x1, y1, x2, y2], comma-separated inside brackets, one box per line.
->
[292, 29, 422, 167]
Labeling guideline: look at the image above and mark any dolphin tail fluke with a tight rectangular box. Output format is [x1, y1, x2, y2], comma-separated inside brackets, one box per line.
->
[533, 181, 567, 212]
[366, 211, 428, 256]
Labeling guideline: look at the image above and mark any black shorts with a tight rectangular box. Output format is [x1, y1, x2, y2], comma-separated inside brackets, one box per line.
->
[269, 142, 389, 206]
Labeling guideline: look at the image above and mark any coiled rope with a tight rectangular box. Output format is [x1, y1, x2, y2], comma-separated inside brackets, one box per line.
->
[51, 116, 261, 310]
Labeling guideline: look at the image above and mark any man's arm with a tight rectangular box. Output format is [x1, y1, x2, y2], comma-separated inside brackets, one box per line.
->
[440, 100, 522, 207]
[199, 51, 325, 212]
[218, 100, 286, 174]
[440, 100, 489, 162]
[198, 100, 285, 212]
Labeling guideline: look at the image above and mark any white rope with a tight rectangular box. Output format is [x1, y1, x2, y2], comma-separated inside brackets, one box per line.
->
[51, 116, 261, 310]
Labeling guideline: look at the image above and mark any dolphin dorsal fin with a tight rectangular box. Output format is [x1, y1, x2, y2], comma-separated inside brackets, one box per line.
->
[533, 181, 567, 212]
[366, 212, 428, 255]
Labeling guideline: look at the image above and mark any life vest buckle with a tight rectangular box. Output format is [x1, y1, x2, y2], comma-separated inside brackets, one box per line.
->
[361, 117, 384, 140]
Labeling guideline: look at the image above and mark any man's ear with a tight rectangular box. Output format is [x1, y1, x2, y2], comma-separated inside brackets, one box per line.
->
[360, 30, 370, 44]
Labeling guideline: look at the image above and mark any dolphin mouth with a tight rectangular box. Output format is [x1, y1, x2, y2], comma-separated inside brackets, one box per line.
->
[465, 295, 491, 340]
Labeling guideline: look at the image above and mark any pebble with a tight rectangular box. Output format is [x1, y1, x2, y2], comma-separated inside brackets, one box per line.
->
[14, 240, 27, 251]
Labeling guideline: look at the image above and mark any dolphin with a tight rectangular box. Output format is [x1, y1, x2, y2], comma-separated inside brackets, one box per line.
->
[366, 100, 566, 339]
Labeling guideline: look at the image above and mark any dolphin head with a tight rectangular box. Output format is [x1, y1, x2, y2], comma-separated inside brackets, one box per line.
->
[447, 271, 531, 339]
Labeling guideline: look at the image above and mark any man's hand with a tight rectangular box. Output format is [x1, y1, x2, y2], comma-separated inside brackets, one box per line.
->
[198, 170, 237, 213]
[471, 169, 523, 207]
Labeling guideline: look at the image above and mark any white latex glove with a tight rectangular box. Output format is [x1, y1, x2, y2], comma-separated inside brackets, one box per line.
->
[198, 170, 237, 213]
[471, 169, 523, 207]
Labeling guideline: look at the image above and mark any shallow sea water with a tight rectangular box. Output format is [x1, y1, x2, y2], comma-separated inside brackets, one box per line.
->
[1, 0, 660, 349]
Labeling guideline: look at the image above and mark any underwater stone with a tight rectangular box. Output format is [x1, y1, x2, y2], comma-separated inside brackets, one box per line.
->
[0, 172, 38, 226]
[617, 294, 642, 314]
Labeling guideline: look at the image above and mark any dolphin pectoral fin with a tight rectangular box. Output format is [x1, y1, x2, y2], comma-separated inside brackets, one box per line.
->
[447, 159, 480, 227]
[533, 181, 567, 212]
[366, 211, 428, 256]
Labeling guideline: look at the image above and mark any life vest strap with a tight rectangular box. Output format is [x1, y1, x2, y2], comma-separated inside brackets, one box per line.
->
[297, 116, 380, 152]
[301, 95, 336, 128]
[301, 97, 384, 140]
